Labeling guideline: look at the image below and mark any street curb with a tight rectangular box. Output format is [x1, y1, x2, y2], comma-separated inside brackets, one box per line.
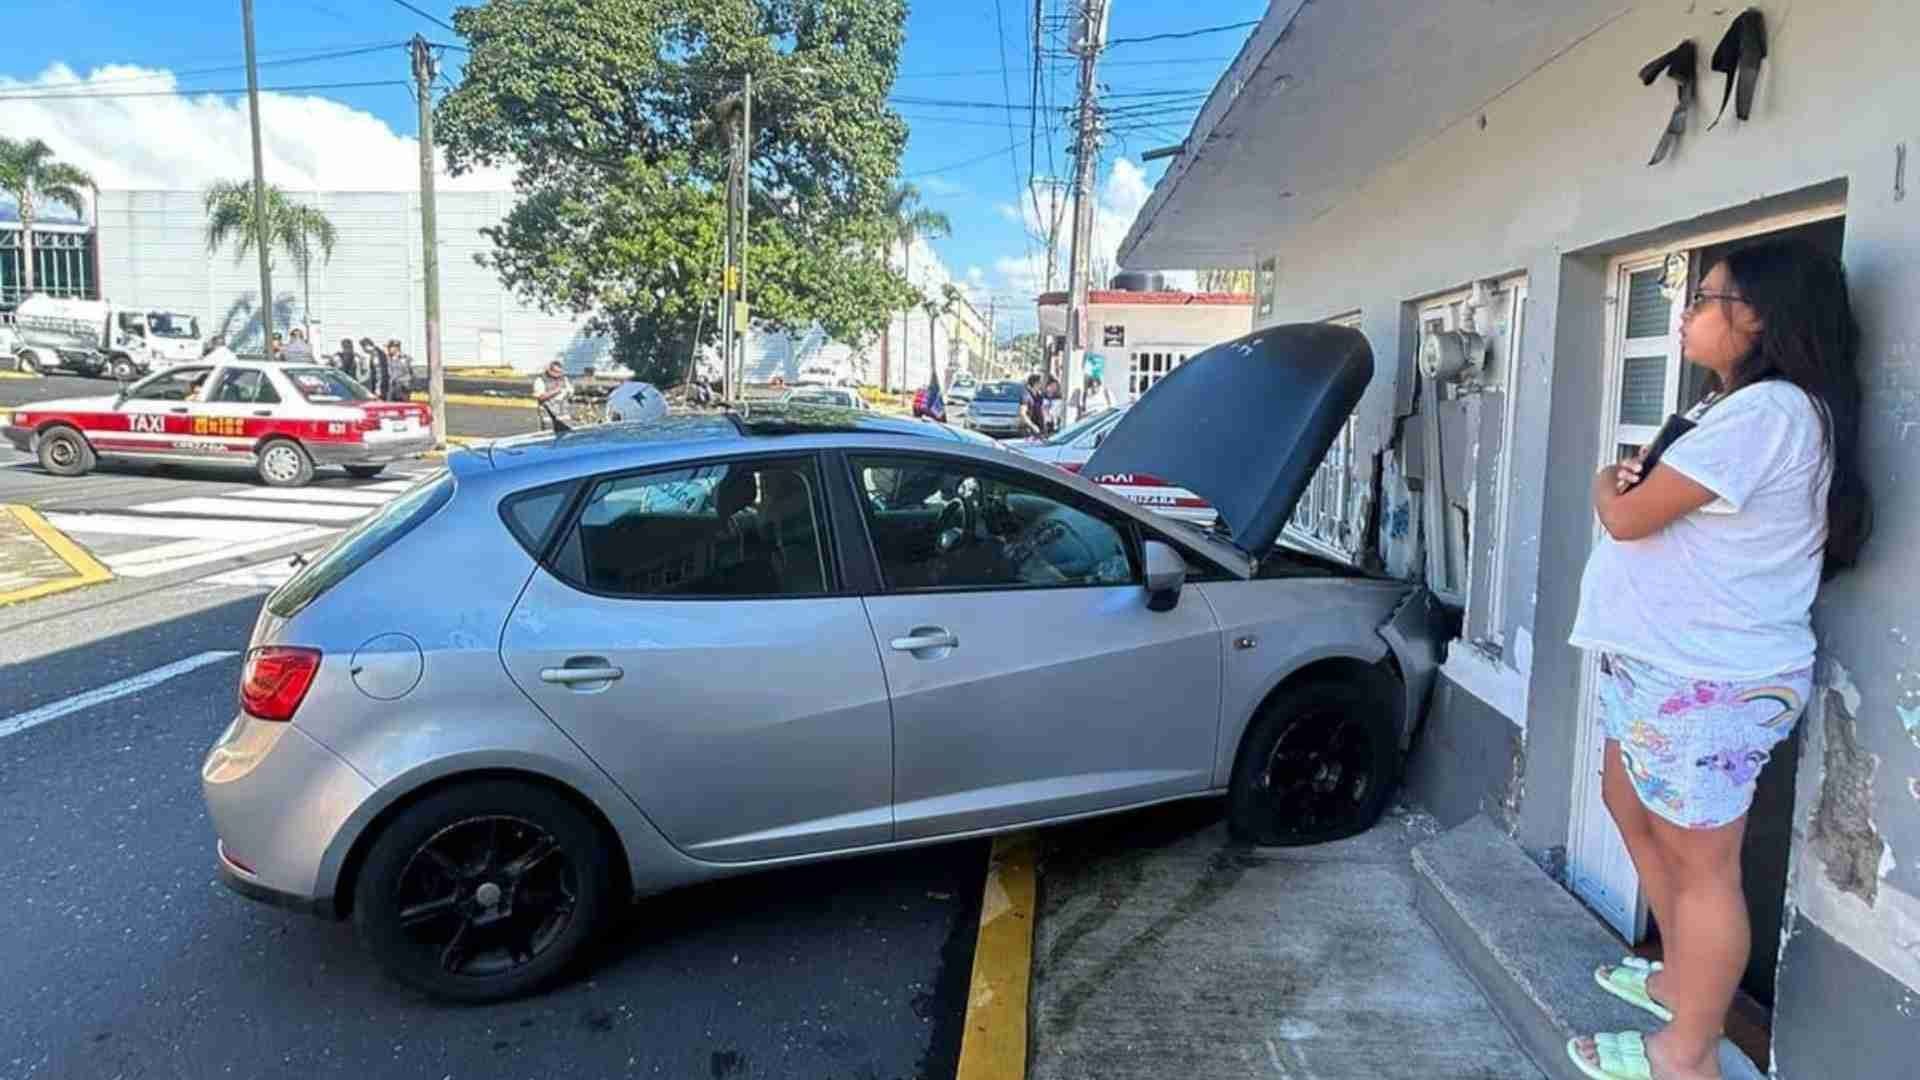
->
[0, 504, 114, 606]
[954, 832, 1037, 1080]
[413, 391, 537, 410]
[0, 370, 42, 380]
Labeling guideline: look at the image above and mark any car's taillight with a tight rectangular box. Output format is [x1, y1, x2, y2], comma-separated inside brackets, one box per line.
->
[239, 646, 322, 721]
[1061, 462, 1083, 474]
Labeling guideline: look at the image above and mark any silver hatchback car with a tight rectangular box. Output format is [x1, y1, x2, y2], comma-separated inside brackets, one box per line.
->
[202, 324, 1445, 1001]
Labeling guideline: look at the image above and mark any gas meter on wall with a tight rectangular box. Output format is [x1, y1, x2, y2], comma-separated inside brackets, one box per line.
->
[1419, 329, 1488, 383]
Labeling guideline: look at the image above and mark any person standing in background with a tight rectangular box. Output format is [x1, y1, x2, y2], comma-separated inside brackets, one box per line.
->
[269, 333, 285, 361]
[1043, 376, 1064, 434]
[358, 337, 390, 399]
[1020, 373, 1046, 438]
[203, 335, 237, 366]
[283, 328, 313, 365]
[384, 339, 416, 402]
[533, 360, 574, 431]
[334, 338, 358, 379]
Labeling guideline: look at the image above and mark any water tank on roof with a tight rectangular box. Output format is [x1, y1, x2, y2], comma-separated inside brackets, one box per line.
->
[1108, 271, 1165, 292]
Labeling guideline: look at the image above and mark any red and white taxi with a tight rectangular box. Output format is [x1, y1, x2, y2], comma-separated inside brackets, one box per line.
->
[4, 359, 434, 487]
[1011, 404, 1218, 526]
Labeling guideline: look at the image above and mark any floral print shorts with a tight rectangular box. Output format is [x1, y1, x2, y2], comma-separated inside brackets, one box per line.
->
[1597, 652, 1812, 829]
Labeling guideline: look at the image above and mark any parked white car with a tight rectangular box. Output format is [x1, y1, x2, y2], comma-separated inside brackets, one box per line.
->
[1012, 405, 1218, 526]
[781, 386, 870, 410]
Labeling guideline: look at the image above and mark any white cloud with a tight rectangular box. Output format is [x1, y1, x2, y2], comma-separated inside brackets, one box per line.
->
[0, 62, 514, 198]
[917, 175, 968, 198]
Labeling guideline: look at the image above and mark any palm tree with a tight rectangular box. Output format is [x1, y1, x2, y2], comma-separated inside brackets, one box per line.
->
[881, 182, 951, 392]
[0, 137, 94, 299]
[203, 180, 338, 338]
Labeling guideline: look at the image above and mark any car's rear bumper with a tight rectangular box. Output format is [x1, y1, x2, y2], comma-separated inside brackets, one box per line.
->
[307, 430, 435, 466]
[202, 715, 373, 920]
[3, 425, 30, 453]
[967, 415, 1023, 435]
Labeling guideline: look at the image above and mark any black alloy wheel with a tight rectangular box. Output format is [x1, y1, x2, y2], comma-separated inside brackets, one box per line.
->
[1227, 676, 1401, 846]
[353, 781, 614, 1002]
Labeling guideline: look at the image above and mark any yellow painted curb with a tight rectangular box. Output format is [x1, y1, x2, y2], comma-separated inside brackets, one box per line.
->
[0, 370, 42, 380]
[0, 504, 114, 605]
[413, 391, 536, 410]
[955, 832, 1038, 1080]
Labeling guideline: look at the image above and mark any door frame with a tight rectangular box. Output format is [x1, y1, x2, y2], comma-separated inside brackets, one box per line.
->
[1565, 199, 1846, 942]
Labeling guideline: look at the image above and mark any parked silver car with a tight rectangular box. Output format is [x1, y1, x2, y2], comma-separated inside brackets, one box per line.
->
[962, 379, 1031, 437]
[201, 324, 1444, 1001]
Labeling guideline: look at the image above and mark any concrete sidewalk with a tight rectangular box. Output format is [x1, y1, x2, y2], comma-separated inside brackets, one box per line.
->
[1028, 801, 1543, 1080]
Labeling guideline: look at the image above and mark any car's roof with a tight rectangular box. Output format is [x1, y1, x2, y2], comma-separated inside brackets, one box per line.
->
[474, 404, 998, 472]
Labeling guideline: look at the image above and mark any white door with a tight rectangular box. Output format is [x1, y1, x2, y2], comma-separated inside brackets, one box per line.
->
[1566, 253, 1688, 941]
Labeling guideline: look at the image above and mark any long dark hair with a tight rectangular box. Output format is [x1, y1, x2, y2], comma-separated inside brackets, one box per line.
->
[1714, 241, 1871, 577]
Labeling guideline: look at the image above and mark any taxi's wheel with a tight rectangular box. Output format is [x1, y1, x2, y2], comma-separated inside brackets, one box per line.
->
[37, 426, 96, 477]
[257, 438, 315, 488]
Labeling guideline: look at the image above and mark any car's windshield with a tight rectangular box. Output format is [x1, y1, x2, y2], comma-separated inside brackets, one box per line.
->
[285, 366, 373, 403]
[973, 382, 1024, 403]
[1046, 408, 1121, 446]
[147, 313, 199, 339]
[785, 389, 848, 406]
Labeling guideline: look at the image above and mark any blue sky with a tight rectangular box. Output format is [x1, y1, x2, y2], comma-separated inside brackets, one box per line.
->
[0, 0, 1264, 323]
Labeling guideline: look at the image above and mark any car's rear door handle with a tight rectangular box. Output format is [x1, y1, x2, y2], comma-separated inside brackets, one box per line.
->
[252, 410, 272, 417]
[169, 407, 190, 414]
[540, 663, 624, 685]
[889, 628, 958, 653]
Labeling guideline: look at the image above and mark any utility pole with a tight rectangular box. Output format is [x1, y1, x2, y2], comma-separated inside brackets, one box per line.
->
[240, 0, 274, 351]
[736, 72, 752, 399]
[410, 36, 446, 446]
[1063, 0, 1106, 396]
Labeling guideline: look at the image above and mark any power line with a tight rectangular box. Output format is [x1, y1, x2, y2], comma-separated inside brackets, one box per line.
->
[0, 79, 410, 103]
[1106, 19, 1258, 48]
[992, 0, 1039, 277]
[389, 0, 457, 34]
[0, 41, 407, 97]
[906, 139, 1024, 177]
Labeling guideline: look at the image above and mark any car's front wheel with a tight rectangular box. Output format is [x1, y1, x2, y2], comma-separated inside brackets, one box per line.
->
[1227, 675, 1401, 846]
[36, 425, 96, 477]
[255, 438, 314, 487]
[352, 780, 617, 1003]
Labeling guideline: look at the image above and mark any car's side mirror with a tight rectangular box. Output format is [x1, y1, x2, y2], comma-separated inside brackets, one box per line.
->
[1142, 540, 1186, 612]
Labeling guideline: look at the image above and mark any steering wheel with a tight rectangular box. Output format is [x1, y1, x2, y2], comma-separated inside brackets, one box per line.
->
[936, 495, 973, 553]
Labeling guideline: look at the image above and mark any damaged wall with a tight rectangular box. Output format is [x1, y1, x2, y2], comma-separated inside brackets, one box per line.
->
[1225, 0, 1920, 1055]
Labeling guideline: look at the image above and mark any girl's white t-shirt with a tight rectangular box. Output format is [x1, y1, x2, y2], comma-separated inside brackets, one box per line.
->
[1569, 380, 1831, 680]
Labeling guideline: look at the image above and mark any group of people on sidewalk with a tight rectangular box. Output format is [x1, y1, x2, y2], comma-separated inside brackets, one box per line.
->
[911, 369, 1114, 435]
[217, 328, 420, 402]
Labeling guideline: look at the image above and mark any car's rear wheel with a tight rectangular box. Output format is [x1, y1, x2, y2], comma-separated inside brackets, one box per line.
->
[1227, 675, 1401, 846]
[344, 465, 385, 479]
[256, 438, 314, 487]
[13, 349, 38, 376]
[36, 426, 96, 477]
[352, 780, 616, 1003]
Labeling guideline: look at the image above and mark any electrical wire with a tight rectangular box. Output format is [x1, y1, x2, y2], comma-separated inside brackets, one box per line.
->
[389, 0, 457, 34]
[0, 79, 410, 103]
[992, 0, 1040, 276]
[1105, 19, 1259, 48]
[906, 139, 1025, 177]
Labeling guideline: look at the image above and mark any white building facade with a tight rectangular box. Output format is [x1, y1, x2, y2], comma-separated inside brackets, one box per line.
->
[1122, 3, 1920, 1076]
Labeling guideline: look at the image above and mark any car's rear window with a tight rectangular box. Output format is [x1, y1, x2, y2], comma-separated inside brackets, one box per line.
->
[284, 366, 373, 403]
[973, 383, 1024, 402]
[266, 470, 454, 617]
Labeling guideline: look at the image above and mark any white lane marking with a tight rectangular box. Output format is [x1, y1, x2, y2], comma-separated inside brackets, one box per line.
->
[0, 651, 241, 740]
[116, 526, 337, 578]
[228, 488, 397, 507]
[43, 513, 313, 542]
[132, 496, 369, 524]
[361, 479, 420, 492]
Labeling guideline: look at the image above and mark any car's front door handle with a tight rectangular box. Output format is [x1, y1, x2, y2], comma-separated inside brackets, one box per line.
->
[169, 407, 190, 414]
[889, 628, 958, 653]
[540, 664, 624, 685]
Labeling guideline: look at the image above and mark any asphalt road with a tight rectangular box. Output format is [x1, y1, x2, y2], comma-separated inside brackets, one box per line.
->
[0, 466, 987, 1080]
[2, 372, 543, 440]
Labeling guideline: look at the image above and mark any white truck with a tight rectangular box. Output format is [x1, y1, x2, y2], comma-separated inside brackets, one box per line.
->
[10, 295, 205, 380]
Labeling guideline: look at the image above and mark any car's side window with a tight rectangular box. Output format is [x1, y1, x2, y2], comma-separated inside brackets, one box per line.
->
[549, 457, 830, 598]
[209, 369, 281, 404]
[131, 367, 212, 401]
[849, 455, 1135, 592]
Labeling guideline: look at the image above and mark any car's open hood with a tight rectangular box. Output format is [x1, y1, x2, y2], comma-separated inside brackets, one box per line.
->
[1082, 322, 1373, 562]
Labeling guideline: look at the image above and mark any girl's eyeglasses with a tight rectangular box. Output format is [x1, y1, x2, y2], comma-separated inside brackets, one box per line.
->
[1687, 289, 1747, 310]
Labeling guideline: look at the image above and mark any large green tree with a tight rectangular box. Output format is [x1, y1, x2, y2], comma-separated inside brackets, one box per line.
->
[437, 0, 919, 383]
[203, 180, 338, 335]
[0, 137, 93, 298]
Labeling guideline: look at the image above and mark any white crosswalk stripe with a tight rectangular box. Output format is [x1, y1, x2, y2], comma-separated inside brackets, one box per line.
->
[45, 472, 429, 582]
